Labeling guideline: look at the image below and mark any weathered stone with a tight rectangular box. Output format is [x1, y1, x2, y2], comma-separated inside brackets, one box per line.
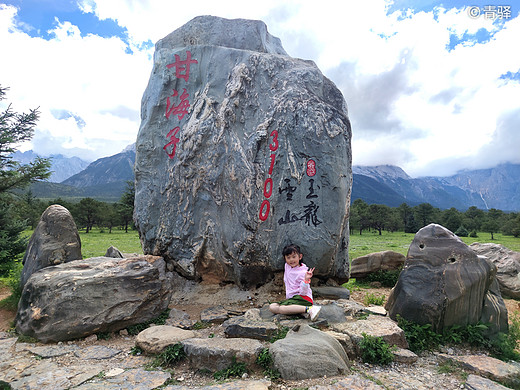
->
[308, 374, 385, 389]
[270, 324, 349, 380]
[322, 330, 357, 360]
[331, 315, 408, 352]
[200, 306, 229, 324]
[334, 298, 367, 317]
[74, 345, 121, 360]
[182, 337, 264, 372]
[313, 286, 351, 300]
[74, 368, 171, 390]
[392, 347, 418, 364]
[165, 308, 194, 329]
[21, 205, 82, 288]
[223, 309, 278, 340]
[136, 325, 196, 354]
[350, 250, 405, 278]
[365, 305, 387, 316]
[385, 224, 508, 335]
[318, 302, 348, 324]
[105, 245, 124, 258]
[27, 344, 79, 358]
[437, 353, 520, 388]
[16, 256, 173, 342]
[465, 374, 512, 390]
[470, 243, 520, 299]
[134, 15, 352, 288]
[164, 380, 271, 390]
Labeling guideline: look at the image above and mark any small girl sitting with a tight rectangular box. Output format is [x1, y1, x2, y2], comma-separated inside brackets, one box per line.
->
[269, 244, 321, 321]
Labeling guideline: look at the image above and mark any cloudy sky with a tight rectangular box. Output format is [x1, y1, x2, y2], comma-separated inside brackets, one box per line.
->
[1, 0, 519, 177]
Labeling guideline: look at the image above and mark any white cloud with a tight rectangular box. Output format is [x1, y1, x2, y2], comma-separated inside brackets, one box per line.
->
[1, 1, 519, 177]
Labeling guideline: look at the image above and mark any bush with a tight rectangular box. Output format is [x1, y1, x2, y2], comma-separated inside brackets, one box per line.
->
[455, 225, 469, 237]
[397, 315, 442, 353]
[469, 230, 478, 238]
[256, 348, 280, 380]
[0, 260, 23, 311]
[359, 333, 394, 365]
[364, 292, 386, 306]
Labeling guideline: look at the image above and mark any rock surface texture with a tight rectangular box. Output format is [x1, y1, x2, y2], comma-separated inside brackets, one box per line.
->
[16, 256, 173, 342]
[20, 204, 82, 288]
[470, 242, 520, 299]
[385, 224, 508, 335]
[134, 16, 352, 288]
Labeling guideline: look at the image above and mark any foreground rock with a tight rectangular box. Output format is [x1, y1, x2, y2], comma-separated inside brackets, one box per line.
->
[385, 224, 508, 335]
[16, 255, 173, 342]
[20, 204, 82, 288]
[270, 324, 349, 379]
[134, 15, 352, 288]
[350, 250, 405, 279]
[136, 325, 196, 354]
[470, 243, 520, 299]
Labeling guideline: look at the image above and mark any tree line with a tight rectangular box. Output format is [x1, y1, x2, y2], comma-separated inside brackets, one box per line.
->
[350, 198, 520, 239]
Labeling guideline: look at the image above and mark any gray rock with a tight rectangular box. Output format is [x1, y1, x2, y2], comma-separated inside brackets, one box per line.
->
[182, 337, 264, 372]
[16, 255, 173, 342]
[136, 325, 195, 354]
[331, 315, 408, 353]
[385, 224, 508, 335]
[313, 286, 351, 300]
[322, 330, 357, 360]
[308, 375, 385, 389]
[74, 345, 121, 360]
[27, 344, 79, 358]
[470, 243, 520, 299]
[437, 353, 520, 388]
[164, 380, 271, 389]
[350, 250, 405, 278]
[270, 324, 349, 380]
[391, 347, 418, 364]
[74, 368, 171, 390]
[200, 306, 229, 324]
[223, 309, 278, 340]
[318, 302, 348, 324]
[465, 374, 512, 390]
[21, 205, 82, 287]
[105, 245, 124, 258]
[165, 308, 194, 329]
[134, 15, 352, 288]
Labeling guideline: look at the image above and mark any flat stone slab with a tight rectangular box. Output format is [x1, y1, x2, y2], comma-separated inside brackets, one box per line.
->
[464, 374, 512, 390]
[200, 306, 230, 324]
[27, 344, 79, 358]
[136, 325, 196, 354]
[74, 345, 122, 360]
[223, 314, 278, 340]
[313, 286, 351, 300]
[437, 353, 520, 388]
[331, 314, 408, 350]
[165, 308, 194, 329]
[392, 347, 418, 364]
[164, 380, 271, 389]
[182, 337, 264, 372]
[308, 374, 385, 389]
[74, 368, 171, 390]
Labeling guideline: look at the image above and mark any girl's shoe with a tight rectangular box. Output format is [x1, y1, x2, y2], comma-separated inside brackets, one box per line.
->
[308, 305, 321, 321]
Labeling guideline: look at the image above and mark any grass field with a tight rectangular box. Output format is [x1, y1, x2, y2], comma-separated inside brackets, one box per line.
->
[36, 228, 520, 261]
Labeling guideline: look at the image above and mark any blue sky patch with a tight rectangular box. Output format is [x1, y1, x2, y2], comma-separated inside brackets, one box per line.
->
[4, 0, 129, 42]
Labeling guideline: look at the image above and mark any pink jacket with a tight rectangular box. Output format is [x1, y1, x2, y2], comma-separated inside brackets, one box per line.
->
[284, 262, 313, 301]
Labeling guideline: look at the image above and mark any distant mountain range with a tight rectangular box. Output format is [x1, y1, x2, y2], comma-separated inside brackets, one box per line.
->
[20, 146, 520, 211]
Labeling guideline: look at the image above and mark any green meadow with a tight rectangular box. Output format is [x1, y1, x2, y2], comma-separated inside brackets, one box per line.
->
[31, 228, 519, 261]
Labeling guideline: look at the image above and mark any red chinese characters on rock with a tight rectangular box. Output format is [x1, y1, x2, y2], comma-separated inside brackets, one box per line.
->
[306, 159, 316, 177]
[259, 130, 279, 221]
[163, 51, 198, 159]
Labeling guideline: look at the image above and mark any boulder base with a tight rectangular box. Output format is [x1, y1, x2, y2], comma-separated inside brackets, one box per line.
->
[16, 256, 173, 342]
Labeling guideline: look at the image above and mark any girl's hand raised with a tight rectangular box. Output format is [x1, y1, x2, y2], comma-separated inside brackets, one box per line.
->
[304, 267, 315, 282]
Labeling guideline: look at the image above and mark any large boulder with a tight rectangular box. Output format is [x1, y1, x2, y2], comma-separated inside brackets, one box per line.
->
[134, 16, 352, 288]
[269, 324, 349, 380]
[385, 224, 508, 335]
[350, 250, 405, 278]
[16, 256, 173, 342]
[469, 243, 520, 299]
[21, 205, 82, 288]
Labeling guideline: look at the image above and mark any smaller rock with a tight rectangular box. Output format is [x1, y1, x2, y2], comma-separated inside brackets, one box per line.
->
[200, 306, 230, 324]
[27, 345, 78, 358]
[318, 303, 348, 324]
[323, 330, 357, 360]
[119, 329, 129, 336]
[309, 374, 385, 389]
[350, 250, 405, 278]
[166, 308, 194, 329]
[84, 334, 98, 343]
[465, 374, 512, 390]
[74, 345, 121, 360]
[223, 310, 279, 340]
[105, 246, 124, 258]
[313, 286, 351, 300]
[392, 347, 418, 364]
[136, 325, 195, 354]
[105, 368, 125, 377]
[364, 306, 387, 316]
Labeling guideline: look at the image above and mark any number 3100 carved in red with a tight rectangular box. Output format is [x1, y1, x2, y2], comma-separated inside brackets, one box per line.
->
[259, 130, 279, 221]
